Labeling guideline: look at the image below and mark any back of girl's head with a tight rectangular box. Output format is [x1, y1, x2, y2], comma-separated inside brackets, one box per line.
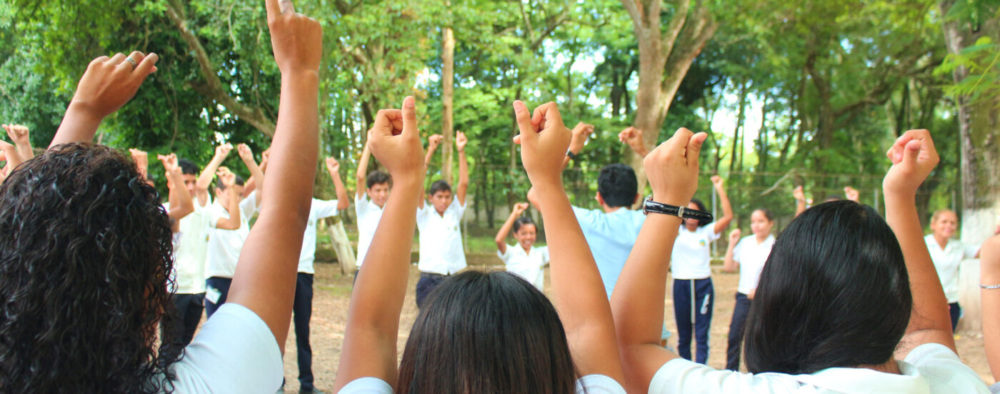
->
[0, 143, 179, 392]
[743, 200, 911, 374]
[513, 216, 535, 234]
[396, 271, 577, 394]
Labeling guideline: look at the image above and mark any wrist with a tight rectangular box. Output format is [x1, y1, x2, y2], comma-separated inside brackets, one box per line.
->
[652, 190, 691, 207]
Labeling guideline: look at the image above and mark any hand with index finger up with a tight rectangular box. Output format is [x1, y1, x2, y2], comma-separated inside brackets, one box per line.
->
[513, 101, 571, 187]
[265, 0, 322, 76]
[643, 128, 708, 206]
[368, 97, 425, 181]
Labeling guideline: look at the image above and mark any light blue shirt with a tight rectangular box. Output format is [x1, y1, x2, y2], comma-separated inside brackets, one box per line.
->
[572, 206, 646, 298]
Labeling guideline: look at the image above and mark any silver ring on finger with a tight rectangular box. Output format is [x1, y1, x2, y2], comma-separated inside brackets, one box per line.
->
[125, 56, 138, 71]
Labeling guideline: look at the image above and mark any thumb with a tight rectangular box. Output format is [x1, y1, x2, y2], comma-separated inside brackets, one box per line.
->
[687, 132, 708, 168]
[402, 96, 417, 136]
[513, 101, 537, 143]
[902, 139, 921, 167]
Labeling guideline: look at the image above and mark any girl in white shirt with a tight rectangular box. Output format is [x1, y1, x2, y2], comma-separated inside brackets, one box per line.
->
[612, 129, 988, 393]
[669, 175, 733, 364]
[722, 208, 775, 371]
[925, 209, 993, 331]
[335, 101, 626, 393]
[495, 202, 550, 290]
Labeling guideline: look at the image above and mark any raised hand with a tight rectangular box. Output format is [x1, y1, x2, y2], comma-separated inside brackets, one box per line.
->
[325, 157, 340, 174]
[3, 124, 29, 146]
[237, 143, 255, 163]
[710, 175, 724, 189]
[729, 228, 741, 245]
[569, 122, 595, 154]
[618, 126, 647, 156]
[129, 148, 149, 177]
[456, 131, 468, 152]
[70, 52, 159, 120]
[513, 202, 529, 215]
[368, 97, 425, 179]
[215, 143, 234, 158]
[883, 129, 939, 198]
[217, 166, 236, 188]
[793, 185, 805, 202]
[844, 186, 860, 202]
[428, 134, 444, 150]
[265, 0, 322, 76]
[643, 128, 708, 206]
[513, 101, 572, 186]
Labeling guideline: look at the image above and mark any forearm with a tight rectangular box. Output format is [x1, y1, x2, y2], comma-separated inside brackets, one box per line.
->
[246, 159, 265, 206]
[456, 150, 468, 203]
[723, 246, 738, 272]
[612, 214, 681, 347]
[170, 171, 194, 219]
[197, 156, 226, 189]
[885, 194, 954, 343]
[356, 145, 370, 197]
[795, 199, 806, 217]
[495, 212, 518, 250]
[15, 141, 34, 160]
[714, 186, 734, 232]
[50, 102, 103, 147]
[424, 145, 437, 168]
[981, 237, 1000, 380]
[331, 169, 349, 210]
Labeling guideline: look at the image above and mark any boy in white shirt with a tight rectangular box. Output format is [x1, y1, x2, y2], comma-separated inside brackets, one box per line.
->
[354, 141, 391, 280]
[203, 144, 264, 318]
[414, 132, 469, 308]
[495, 202, 549, 290]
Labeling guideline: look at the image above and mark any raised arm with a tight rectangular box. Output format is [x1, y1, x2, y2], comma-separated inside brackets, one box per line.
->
[128, 148, 151, 179]
[326, 157, 350, 211]
[844, 186, 861, 203]
[793, 185, 807, 217]
[3, 124, 34, 161]
[242, 148, 269, 198]
[335, 97, 425, 390]
[356, 142, 371, 199]
[981, 235, 1000, 380]
[611, 128, 707, 393]
[213, 167, 242, 231]
[882, 129, 953, 357]
[619, 126, 649, 158]
[160, 153, 194, 221]
[514, 100, 625, 384]
[0, 141, 23, 175]
[495, 202, 529, 254]
[424, 134, 442, 168]
[562, 122, 594, 169]
[723, 229, 741, 273]
[712, 175, 734, 235]
[237, 144, 264, 208]
[197, 143, 233, 192]
[50, 52, 158, 146]
[225, 0, 323, 349]
[456, 131, 469, 205]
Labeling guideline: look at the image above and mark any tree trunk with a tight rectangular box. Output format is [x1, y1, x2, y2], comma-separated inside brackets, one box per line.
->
[729, 80, 748, 173]
[622, 0, 718, 189]
[327, 219, 357, 274]
[441, 27, 456, 182]
[941, 0, 1000, 333]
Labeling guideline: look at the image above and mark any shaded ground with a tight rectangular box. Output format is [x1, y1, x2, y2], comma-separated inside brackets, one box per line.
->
[193, 258, 998, 392]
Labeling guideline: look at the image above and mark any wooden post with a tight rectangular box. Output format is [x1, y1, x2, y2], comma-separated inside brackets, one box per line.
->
[441, 26, 456, 182]
[328, 220, 357, 275]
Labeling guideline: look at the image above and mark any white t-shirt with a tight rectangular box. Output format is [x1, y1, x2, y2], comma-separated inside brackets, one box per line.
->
[498, 245, 550, 290]
[732, 234, 775, 295]
[204, 192, 258, 279]
[163, 303, 282, 392]
[416, 198, 467, 275]
[572, 207, 646, 298]
[671, 223, 721, 280]
[355, 193, 384, 269]
[337, 374, 625, 394]
[925, 234, 979, 303]
[168, 200, 212, 294]
[649, 343, 989, 393]
[298, 199, 340, 274]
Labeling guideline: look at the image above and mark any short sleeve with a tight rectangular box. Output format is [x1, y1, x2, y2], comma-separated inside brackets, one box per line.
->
[575, 375, 626, 394]
[648, 358, 761, 393]
[965, 243, 981, 259]
[903, 343, 991, 393]
[312, 199, 340, 220]
[572, 206, 598, 227]
[451, 197, 467, 217]
[416, 203, 431, 225]
[167, 303, 283, 393]
[497, 245, 513, 263]
[338, 377, 394, 394]
[703, 222, 722, 241]
[239, 191, 258, 222]
[207, 205, 226, 229]
[732, 237, 747, 263]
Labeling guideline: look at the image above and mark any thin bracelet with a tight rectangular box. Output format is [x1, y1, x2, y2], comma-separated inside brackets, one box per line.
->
[981, 283, 1000, 289]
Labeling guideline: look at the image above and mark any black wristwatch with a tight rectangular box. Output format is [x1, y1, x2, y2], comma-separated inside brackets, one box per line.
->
[566, 150, 578, 161]
[642, 197, 714, 222]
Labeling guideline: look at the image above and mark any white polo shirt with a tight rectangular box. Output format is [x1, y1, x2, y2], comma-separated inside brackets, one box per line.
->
[416, 198, 467, 275]
[671, 223, 721, 280]
[169, 199, 212, 294]
[204, 192, 258, 279]
[338, 374, 626, 394]
[297, 199, 340, 274]
[733, 234, 775, 295]
[925, 234, 979, 303]
[498, 245, 550, 290]
[355, 193, 384, 269]
[649, 343, 989, 393]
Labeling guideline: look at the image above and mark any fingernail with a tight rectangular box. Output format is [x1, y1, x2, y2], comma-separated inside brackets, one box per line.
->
[513, 100, 526, 113]
[404, 96, 415, 109]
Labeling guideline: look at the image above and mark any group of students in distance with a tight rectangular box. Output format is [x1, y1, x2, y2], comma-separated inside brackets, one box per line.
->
[3, 1, 1000, 393]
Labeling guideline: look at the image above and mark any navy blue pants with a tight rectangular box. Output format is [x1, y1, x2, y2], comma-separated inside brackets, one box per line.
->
[204, 277, 233, 318]
[292, 273, 316, 390]
[949, 302, 961, 333]
[726, 292, 751, 371]
[161, 293, 205, 348]
[673, 278, 714, 364]
[416, 273, 448, 309]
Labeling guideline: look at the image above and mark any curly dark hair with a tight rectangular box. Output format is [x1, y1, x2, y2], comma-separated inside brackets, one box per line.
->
[0, 143, 181, 392]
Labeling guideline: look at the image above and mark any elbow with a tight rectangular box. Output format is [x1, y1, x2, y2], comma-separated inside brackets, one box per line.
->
[338, 200, 350, 211]
[494, 239, 505, 249]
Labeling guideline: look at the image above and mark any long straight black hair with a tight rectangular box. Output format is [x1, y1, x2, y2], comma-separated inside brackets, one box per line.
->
[743, 201, 911, 374]
[395, 271, 578, 393]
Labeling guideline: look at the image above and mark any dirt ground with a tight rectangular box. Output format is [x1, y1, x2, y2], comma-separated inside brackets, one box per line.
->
[202, 261, 997, 393]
